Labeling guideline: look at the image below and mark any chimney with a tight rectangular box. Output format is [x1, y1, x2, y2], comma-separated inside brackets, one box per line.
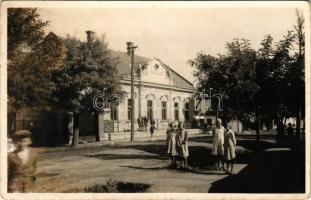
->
[86, 30, 95, 43]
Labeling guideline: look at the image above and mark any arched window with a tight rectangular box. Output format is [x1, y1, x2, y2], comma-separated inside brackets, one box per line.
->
[184, 98, 190, 121]
[160, 96, 168, 120]
[173, 96, 181, 121]
[146, 94, 155, 120]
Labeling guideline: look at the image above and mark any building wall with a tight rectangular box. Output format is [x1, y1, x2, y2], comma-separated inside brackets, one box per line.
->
[105, 83, 195, 132]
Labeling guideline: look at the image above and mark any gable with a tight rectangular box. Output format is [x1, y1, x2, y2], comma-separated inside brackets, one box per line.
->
[110, 50, 150, 76]
[140, 59, 171, 85]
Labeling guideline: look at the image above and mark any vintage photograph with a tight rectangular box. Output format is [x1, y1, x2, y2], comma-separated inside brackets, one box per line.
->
[0, 1, 310, 199]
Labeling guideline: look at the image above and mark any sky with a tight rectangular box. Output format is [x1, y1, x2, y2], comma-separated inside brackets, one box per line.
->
[38, 5, 301, 83]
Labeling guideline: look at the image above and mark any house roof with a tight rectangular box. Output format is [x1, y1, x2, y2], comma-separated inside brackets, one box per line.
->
[45, 32, 194, 89]
[110, 50, 194, 88]
[110, 49, 151, 76]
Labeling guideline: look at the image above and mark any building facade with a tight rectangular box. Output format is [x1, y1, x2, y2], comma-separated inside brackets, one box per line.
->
[98, 54, 196, 135]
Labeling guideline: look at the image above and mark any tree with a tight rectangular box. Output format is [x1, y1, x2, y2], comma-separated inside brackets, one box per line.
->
[8, 8, 49, 58]
[7, 9, 59, 112]
[51, 35, 121, 147]
[290, 10, 305, 136]
[8, 32, 65, 112]
[190, 39, 260, 128]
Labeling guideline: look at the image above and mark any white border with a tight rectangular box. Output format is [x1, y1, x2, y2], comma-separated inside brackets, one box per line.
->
[0, 1, 310, 200]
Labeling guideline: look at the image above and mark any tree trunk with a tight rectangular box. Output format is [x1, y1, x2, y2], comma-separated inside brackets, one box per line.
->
[275, 117, 284, 144]
[296, 107, 301, 139]
[71, 113, 79, 148]
[256, 107, 260, 142]
[68, 112, 74, 146]
[94, 112, 100, 141]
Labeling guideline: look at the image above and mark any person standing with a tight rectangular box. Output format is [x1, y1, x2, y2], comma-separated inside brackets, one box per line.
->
[177, 122, 189, 170]
[212, 118, 225, 170]
[166, 122, 178, 168]
[150, 118, 156, 138]
[287, 123, 294, 143]
[8, 130, 38, 192]
[224, 123, 236, 174]
[143, 116, 148, 131]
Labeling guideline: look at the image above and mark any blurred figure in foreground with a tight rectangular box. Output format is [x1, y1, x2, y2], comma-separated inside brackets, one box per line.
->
[8, 130, 38, 192]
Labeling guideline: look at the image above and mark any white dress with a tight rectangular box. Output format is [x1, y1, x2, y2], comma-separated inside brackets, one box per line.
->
[224, 129, 236, 160]
[212, 126, 225, 156]
[166, 130, 177, 156]
[177, 129, 189, 158]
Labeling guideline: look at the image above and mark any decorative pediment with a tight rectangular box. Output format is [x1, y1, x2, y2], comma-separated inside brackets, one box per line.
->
[183, 97, 191, 103]
[146, 94, 155, 100]
[173, 96, 181, 102]
[160, 95, 169, 101]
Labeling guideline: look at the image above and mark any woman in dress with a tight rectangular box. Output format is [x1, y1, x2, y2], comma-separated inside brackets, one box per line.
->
[176, 122, 189, 170]
[212, 118, 225, 170]
[166, 122, 177, 168]
[8, 130, 38, 192]
[224, 124, 237, 174]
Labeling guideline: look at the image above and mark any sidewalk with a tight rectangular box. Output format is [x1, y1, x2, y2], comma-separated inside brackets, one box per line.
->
[42, 129, 207, 153]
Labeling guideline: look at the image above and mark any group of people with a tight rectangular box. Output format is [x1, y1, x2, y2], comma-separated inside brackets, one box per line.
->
[166, 118, 237, 174]
[166, 121, 189, 170]
[137, 116, 157, 137]
[212, 118, 237, 174]
[137, 116, 149, 131]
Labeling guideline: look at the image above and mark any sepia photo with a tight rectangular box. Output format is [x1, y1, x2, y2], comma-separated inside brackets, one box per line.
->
[0, 1, 310, 200]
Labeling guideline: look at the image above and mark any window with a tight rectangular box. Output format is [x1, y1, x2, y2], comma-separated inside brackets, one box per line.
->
[174, 102, 179, 120]
[154, 64, 160, 70]
[161, 101, 167, 120]
[184, 102, 190, 121]
[127, 99, 132, 120]
[147, 100, 153, 120]
[110, 106, 118, 121]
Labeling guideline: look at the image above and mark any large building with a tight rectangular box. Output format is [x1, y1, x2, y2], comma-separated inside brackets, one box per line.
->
[85, 31, 197, 138]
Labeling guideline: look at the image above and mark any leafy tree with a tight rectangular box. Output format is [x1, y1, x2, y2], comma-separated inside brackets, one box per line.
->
[51, 35, 121, 147]
[8, 8, 49, 58]
[190, 39, 260, 128]
[8, 32, 65, 112]
[290, 10, 305, 135]
[191, 11, 305, 142]
[7, 9, 63, 112]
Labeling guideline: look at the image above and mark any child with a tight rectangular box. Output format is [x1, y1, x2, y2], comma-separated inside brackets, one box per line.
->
[177, 122, 189, 170]
[212, 118, 225, 170]
[8, 130, 38, 192]
[166, 122, 177, 168]
[224, 123, 236, 174]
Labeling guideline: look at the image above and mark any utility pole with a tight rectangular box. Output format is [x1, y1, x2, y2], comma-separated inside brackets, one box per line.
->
[127, 42, 138, 142]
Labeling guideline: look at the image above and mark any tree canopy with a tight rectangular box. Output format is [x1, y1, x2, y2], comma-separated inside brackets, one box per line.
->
[190, 10, 305, 135]
[51, 35, 121, 113]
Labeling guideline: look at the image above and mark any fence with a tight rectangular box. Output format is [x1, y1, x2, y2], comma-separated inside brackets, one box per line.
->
[102, 119, 193, 133]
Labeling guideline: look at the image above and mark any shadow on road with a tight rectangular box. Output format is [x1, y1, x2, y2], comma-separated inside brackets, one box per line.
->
[85, 153, 168, 160]
[81, 138, 304, 193]
[208, 147, 305, 193]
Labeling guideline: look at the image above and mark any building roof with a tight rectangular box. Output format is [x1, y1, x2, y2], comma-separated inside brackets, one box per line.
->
[44, 32, 194, 89]
[110, 50, 194, 88]
[110, 49, 150, 76]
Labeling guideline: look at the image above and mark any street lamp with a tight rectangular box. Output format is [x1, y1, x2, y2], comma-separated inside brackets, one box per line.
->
[126, 42, 138, 142]
[209, 88, 225, 120]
